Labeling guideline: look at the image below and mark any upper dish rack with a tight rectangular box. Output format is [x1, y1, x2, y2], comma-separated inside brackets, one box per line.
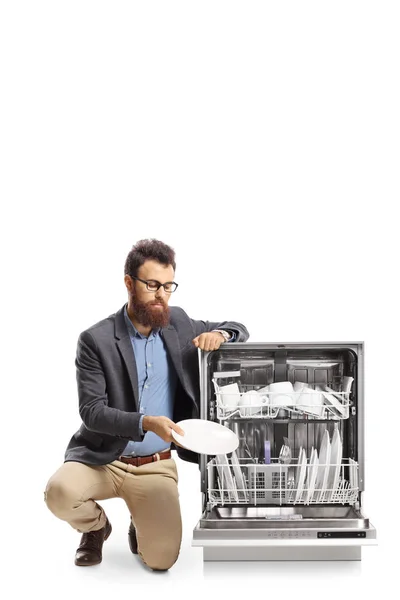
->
[212, 377, 352, 421]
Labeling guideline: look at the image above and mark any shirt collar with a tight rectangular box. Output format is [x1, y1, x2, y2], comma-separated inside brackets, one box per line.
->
[123, 304, 160, 339]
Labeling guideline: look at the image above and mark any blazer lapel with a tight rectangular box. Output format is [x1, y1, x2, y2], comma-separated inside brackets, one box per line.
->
[116, 336, 139, 409]
[115, 305, 139, 409]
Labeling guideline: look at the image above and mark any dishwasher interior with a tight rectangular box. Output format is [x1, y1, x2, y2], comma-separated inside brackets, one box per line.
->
[194, 343, 376, 560]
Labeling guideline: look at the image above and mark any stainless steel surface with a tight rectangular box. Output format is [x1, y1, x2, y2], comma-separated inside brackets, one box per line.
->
[199, 506, 369, 529]
[202, 547, 363, 561]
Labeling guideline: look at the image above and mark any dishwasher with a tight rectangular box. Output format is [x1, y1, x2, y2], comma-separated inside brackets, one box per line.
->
[192, 342, 377, 561]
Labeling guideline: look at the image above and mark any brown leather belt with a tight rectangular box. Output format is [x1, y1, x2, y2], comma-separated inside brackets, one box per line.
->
[118, 449, 171, 467]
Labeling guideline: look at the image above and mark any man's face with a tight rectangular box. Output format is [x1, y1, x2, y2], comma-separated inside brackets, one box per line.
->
[126, 259, 175, 329]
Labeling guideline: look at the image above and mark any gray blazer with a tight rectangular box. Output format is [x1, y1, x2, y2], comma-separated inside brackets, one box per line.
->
[64, 304, 249, 466]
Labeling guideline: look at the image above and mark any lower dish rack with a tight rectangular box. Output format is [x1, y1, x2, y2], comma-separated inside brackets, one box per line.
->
[208, 457, 359, 507]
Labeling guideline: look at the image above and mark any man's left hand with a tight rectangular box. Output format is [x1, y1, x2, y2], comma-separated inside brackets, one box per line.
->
[192, 331, 225, 351]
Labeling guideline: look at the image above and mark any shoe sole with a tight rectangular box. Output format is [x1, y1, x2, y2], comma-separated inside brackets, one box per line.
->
[74, 523, 112, 567]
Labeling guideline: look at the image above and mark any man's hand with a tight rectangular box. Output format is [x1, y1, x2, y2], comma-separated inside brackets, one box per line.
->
[192, 331, 225, 351]
[142, 416, 185, 444]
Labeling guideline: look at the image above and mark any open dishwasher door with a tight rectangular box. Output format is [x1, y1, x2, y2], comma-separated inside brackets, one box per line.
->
[192, 343, 377, 561]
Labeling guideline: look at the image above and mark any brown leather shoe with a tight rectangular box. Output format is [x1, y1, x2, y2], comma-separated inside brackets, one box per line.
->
[128, 521, 138, 554]
[74, 517, 112, 566]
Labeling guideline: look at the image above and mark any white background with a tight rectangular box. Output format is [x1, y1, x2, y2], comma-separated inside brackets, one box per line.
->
[1, 0, 399, 596]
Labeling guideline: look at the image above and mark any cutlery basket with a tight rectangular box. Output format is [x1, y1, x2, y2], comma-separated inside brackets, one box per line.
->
[246, 464, 290, 504]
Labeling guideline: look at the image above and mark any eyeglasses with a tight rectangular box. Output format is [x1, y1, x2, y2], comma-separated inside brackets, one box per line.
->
[131, 275, 178, 293]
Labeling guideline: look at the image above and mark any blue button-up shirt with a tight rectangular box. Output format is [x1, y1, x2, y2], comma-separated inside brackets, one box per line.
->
[122, 306, 177, 456]
[121, 306, 236, 457]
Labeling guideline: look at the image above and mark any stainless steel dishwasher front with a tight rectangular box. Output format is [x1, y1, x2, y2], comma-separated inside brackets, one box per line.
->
[192, 342, 377, 561]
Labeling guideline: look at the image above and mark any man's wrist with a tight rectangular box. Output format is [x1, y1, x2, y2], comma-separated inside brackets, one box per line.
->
[142, 415, 153, 432]
[212, 329, 231, 342]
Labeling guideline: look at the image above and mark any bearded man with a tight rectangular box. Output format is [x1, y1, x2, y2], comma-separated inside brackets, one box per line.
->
[44, 238, 249, 572]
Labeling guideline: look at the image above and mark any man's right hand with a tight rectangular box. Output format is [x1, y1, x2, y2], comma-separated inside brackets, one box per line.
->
[142, 415, 185, 444]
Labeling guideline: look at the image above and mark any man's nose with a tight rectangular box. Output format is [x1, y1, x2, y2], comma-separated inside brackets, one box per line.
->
[155, 286, 167, 299]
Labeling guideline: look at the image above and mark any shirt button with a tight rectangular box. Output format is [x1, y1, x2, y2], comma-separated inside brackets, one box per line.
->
[147, 363, 152, 367]
[144, 384, 149, 388]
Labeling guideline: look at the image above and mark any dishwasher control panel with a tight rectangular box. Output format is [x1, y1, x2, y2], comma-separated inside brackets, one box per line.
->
[264, 531, 315, 539]
[262, 531, 367, 539]
[318, 531, 366, 538]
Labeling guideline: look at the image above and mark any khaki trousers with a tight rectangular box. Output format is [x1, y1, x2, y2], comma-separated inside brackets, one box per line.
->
[44, 458, 182, 571]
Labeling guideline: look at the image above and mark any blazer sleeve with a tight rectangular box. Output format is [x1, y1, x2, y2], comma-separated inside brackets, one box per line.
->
[189, 314, 250, 342]
[75, 331, 144, 440]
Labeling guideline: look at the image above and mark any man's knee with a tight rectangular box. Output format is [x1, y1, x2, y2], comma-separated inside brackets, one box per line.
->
[44, 478, 78, 518]
[140, 543, 180, 571]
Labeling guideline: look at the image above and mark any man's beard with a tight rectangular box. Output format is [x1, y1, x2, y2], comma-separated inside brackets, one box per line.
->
[130, 292, 171, 329]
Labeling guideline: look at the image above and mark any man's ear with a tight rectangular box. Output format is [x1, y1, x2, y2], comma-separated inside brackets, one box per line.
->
[124, 274, 133, 292]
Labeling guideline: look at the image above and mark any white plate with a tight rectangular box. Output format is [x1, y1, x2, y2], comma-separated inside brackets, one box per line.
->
[303, 447, 313, 503]
[326, 427, 342, 501]
[215, 454, 238, 502]
[231, 450, 248, 501]
[305, 447, 319, 504]
[295, 448, 307, 503]
[172, 419, 239, 455]
[294, 446, 303, 487]
[315, 430, 331, 502]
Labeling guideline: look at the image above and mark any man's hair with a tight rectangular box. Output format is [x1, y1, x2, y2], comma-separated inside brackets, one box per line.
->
[124, 239, 176, 277]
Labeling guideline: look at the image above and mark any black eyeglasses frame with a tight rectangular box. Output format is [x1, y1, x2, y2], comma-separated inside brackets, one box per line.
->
[131, 275, 178, 293]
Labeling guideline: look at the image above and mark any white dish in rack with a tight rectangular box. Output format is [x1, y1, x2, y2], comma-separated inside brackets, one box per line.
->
[230, 450, 248, 501]
[319, 386, 347, 417]
[295, 448, 307, 503]
[215, 454, 238, 502]
[305, 447, 319, 504]
[342, 376, 354, 394]
[268, 381, 295, 406]
[315, 430, 331, 502]
[326, 427, 342, 501]
[217, 382, 240, 410]
[297, 384, 325, 417]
